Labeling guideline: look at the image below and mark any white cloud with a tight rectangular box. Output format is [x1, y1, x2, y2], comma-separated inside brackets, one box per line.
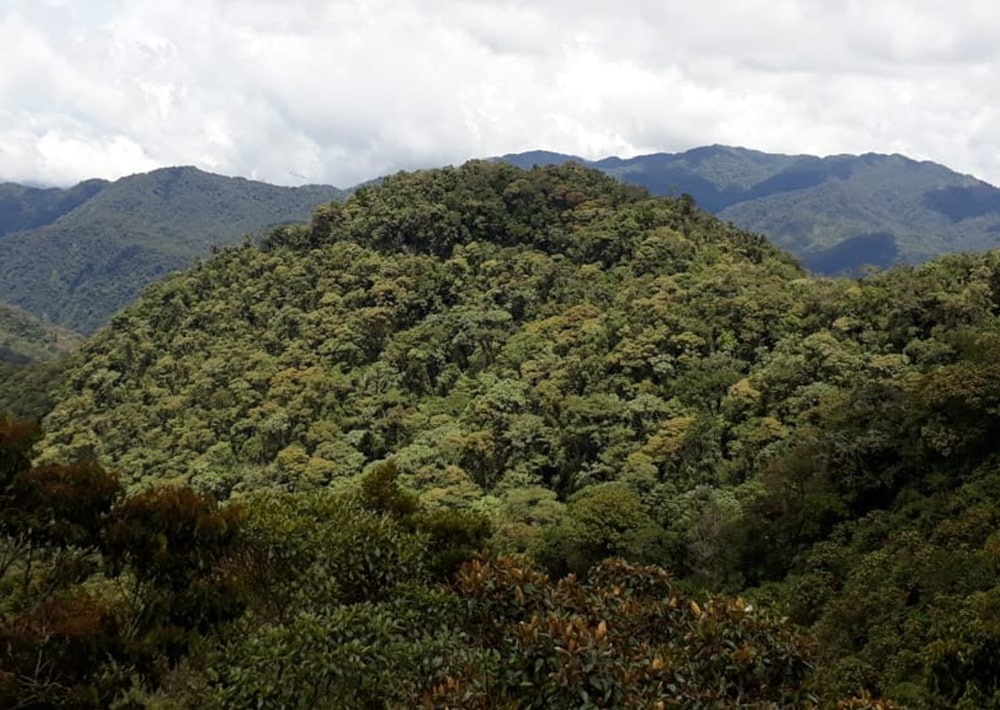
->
[1, 0, 999, 187]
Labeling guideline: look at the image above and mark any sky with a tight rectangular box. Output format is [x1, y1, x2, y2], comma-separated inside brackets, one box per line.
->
[2, 0, 999, 188]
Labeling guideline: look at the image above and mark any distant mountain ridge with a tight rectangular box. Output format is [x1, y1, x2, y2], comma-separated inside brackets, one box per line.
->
[0, 178, 109, 236]
[499, 145, 1000, 273]
[0, 167, 345, 333]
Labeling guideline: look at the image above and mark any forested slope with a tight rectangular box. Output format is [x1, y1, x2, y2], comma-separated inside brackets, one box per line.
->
[0, 301, 81, 365]
[0, 303, 82, 418]
[26, 161, 1000, 705]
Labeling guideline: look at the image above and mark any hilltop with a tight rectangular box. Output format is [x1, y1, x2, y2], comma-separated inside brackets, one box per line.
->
[5, 161, 838, 707]
[501, 145, 1000, 273]
[0, 166, 345, 333]
[39, 161, 801, 489]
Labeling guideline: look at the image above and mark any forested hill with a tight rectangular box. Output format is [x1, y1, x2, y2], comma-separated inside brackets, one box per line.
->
[40, 161, 801, 487]
[0, 167, 345, 334]
[501, 145, 1000, 273]
[26, 160, 1000, 705]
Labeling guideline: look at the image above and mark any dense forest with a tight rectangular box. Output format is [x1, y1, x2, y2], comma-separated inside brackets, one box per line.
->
[0, 178, 108, 236]
[5, 160, 1000, 706]
[6, 145, 1000, 343]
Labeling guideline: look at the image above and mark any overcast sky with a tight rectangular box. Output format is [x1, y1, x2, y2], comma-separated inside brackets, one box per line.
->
[2, 0, 999, 187]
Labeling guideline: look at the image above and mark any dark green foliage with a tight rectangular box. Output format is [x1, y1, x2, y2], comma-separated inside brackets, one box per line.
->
[0, 416, 245, 706]
[0, 359, 71, 421]
[0, 423, 829, 708]
[0, 414, 39, 481]
[178, 484, 463, 707]
[358, 459, 420, 517]
[536, 482, 670, 577]
[358, 461, 491, 577]
[803, 232, 899, 273]
[923, 183, 1000, 221]
[154, 503, 831, 709]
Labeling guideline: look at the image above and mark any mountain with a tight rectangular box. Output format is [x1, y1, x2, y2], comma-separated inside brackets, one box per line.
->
[5, 146, 996, 335]
[499, 145, 1000, 273]
[9, 161, 835, 707]
[18, 160, 1000, 704]
[0, 167, 345, 333]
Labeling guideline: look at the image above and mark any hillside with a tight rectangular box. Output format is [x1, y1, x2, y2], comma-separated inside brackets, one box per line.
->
[0, 167, 345, 333]
[6, 147, 996, 335]
[0, 301, 82, 421]
[21, 161, 1000, 705]
[0, 301, 82, 365]
[501, 145, 1000, 273]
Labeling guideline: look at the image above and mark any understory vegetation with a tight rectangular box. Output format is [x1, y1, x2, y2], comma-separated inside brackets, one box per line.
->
[5, 161, 1000, 706]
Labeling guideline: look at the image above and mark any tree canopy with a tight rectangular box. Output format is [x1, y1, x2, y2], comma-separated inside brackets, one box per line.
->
[13, 160, 1000, 705]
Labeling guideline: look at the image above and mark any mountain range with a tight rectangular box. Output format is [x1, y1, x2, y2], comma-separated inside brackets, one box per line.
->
[4, 146, 1000, 338]
[499, 145, 1000, 273]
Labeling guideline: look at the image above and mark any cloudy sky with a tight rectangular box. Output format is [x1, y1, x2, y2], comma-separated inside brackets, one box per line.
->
[2, 0, 999, 187]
